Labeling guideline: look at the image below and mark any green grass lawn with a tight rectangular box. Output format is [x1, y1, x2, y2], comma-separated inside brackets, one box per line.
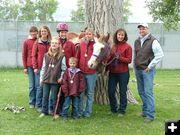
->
[0, 68, 180, 135]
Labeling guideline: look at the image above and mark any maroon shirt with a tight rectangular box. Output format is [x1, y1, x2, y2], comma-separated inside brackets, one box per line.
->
[59, 38, 75, 67]
[32, 39, 50, 69]
[76, 40, 96, 74]
[61, 68, 86, 97]
[107, 42, 132, 73]
[22, 36, 37, 69]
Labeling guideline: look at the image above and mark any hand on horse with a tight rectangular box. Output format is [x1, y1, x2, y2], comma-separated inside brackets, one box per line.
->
[114, 52, 121, 59]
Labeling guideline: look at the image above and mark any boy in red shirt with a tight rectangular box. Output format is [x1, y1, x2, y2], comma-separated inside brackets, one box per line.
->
[61, 57, 86, 120]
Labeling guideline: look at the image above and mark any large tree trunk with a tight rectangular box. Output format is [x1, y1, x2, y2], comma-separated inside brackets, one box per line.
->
[85, 0, 124, 34]
[85, 0, 138, 105]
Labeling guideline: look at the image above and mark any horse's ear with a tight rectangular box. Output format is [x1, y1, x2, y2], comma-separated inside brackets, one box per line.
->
[96, 32, 100, 39]
[105, 33, 110, 42]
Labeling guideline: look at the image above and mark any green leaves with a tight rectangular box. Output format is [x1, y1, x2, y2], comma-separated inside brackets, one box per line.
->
[71, 0, 85, 21]
[146, 0, 180, 30]
[0, 0, 20, 20]
[0, 0, 58, 21]
[123, 0, 132, 22]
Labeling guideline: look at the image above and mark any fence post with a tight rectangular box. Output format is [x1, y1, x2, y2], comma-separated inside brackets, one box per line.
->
[15, 20, 19, 67]
[159, 23, 164, 69]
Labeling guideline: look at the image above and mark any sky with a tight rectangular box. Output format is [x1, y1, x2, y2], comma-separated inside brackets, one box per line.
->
[129, 0, 153, 22]
[54, 0, 153, 23]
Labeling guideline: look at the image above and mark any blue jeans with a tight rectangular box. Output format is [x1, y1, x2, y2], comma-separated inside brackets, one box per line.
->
[108, 71, 129, 114]
[27, 67, 36, 106]
[35, 70, 42, 109]
[135, 67, 156, 120]
[42, 83, 59, 114]
[49, 94, 53, 113]
[61, 96, 78, 118]
[78, 73, 97, 117]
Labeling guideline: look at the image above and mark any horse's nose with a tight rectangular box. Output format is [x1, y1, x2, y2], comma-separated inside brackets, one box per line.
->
[89, 63, 93, 68]
[88, 62, 93, 69]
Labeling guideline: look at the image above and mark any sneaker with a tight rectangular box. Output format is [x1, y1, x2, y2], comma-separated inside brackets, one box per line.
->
[139, 112, 146, 117]
[62, 117, 67, 121]
[108, 111, 117, 115]
[39, 113, 45, 118]
[84, 114, 90, 118]
[72, 116, 78, 120]
[144, 117, 153, 123]
[48, 110, 53, 115]
[77, 115, 82, 119]
[37, 108, 42, 113]
[53, 115, 60, 120]
[118, 113, 124, 117]
[29, 105, 34, 109]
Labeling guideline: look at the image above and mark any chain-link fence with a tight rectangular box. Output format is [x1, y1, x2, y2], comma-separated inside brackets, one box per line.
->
[0, 20, 180, 68]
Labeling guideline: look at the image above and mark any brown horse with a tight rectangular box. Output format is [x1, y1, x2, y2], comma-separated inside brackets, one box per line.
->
[67, 32, 86, 44]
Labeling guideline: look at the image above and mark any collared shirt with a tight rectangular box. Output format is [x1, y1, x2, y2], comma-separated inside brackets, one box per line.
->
[68, 67, 80, 74]
[140, 34, 164, 69]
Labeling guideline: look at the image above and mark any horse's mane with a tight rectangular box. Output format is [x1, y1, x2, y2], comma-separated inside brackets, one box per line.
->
[67, 32, 79, 40]
[96, 33, 113, 46]
[67, 32, 80, 44]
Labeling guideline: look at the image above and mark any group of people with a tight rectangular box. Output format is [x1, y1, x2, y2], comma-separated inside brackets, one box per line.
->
[22, 22, 164, 123]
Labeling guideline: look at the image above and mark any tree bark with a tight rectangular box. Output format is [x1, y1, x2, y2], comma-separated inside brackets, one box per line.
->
[85, 0, 124, 34]
[85, 0, 138, 105]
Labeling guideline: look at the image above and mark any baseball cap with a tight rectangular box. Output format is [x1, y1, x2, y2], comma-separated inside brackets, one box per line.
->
[137, 23, 149, 28]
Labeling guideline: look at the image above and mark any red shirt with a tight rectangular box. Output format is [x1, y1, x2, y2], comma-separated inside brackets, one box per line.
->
[77, 40, 96, 74]
[32, 39, 50, 69]
[61, 68, 86, 97]
[107, 42, 132, 73]
[22, 36, 37, 69]
[59, 38, 75, 67]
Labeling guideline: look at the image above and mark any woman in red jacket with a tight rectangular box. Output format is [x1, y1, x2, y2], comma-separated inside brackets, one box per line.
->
[76, 28, 97, 118]
[22, 26, 38, 109]
[107, 28, 132, 117]
[32, 25, 52, 112]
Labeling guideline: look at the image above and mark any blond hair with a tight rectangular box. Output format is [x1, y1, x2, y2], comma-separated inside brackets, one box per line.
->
[47, 36, 63, 59]
[69, 57, 78, 64]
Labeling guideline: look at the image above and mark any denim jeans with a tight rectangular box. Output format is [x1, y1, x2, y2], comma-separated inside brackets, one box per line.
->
[61, 96, 78, 118]
[78, 73, 97, 117]
[27, 67, 36, 106]
[108, 71, 129, 114]
[42, 83, 59, 114]
[135, 67, 156, 120]
[35, 70, 42, 109]
[48, 94, 53, 113]
[49, 85, 63, 114]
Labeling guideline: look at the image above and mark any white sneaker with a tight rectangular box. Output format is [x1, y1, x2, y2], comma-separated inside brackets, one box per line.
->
[53, 115, 60, 120]
[29, 105, 34, 109]
[118, 113, 124, 117]
[39, 113, 45, 118]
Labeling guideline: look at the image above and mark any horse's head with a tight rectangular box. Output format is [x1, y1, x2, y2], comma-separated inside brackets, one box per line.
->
[88, 33, 111, 69]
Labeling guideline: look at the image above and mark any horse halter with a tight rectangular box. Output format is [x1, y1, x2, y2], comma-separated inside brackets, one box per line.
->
[92, 43, 110, 62]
